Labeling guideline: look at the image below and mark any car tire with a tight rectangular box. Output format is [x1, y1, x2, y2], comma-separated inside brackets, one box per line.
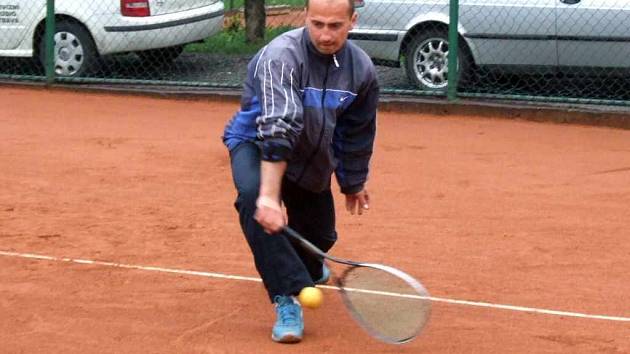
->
[137, 46, 184, 65]
[404, 29, 473, 91]
[38, 20, 97, 77]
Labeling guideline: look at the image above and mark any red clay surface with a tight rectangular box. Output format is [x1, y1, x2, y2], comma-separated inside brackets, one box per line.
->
[1, 86, 629, 353]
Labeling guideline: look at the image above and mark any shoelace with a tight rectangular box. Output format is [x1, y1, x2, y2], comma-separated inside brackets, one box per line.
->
[276, 298, 300, 326]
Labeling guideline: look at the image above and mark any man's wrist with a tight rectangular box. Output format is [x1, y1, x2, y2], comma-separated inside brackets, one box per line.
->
[256, 195, 282, 211]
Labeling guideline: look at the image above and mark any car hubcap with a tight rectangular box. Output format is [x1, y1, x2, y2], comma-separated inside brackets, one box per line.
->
[54, 31, 84, 76]
[413, 38, 449, 89]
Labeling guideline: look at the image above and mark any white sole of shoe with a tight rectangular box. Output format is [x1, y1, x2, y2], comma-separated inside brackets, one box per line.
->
[271, 333, 303, 343]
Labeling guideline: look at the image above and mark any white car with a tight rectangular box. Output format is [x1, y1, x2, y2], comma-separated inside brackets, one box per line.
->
[0, 0, 224, 77]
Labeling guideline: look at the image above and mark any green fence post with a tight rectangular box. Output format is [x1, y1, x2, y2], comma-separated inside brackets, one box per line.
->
[447, 0, 459, 101]
[45, 0, 55, 85]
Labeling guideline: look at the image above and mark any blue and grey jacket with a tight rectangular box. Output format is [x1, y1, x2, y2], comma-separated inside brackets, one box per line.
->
[223, 27, 379, 194]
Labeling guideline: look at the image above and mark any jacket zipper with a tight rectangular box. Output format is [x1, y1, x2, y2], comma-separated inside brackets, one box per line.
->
[295, 56, 331, 184]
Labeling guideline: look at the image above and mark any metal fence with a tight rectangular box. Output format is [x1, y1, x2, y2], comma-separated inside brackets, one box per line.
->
[2, 0, 630, 106]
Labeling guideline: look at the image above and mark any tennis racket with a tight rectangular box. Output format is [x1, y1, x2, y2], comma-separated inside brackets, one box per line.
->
[283, 226, 431, 344]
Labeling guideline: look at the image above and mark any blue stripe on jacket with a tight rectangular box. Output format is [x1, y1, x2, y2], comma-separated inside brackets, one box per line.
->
[224, 89, 357, 151]
[223, 96, 262, 150]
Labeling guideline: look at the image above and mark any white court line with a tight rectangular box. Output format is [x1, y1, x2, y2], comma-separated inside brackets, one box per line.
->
[1, 250, 629, 323]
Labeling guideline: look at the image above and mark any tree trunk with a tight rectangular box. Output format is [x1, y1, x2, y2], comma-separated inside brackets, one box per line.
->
[245, 0, 266, 43]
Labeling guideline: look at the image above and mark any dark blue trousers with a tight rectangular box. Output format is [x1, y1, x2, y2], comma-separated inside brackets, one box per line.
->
[229, 142, 337, 302]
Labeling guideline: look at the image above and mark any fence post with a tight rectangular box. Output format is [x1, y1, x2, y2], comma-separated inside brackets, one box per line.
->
[45, 0, 55, 85]
[447, 0, 459, 101]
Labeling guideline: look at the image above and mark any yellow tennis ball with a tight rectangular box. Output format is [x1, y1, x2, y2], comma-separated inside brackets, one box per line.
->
[298, 286, 323, 309]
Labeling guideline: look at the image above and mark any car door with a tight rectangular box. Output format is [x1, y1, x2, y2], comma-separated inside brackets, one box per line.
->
[0, 0, 43, 52]
[461, 0, 557, 67]
[557, 0, 630, 68]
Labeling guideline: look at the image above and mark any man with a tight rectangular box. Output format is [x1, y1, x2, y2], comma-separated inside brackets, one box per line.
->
[223, 0, 379, 343]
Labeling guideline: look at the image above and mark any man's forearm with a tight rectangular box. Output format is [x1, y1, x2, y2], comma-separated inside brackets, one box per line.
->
[259, 160, 287, 203]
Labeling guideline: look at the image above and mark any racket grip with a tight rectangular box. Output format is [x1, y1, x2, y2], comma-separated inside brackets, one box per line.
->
[283, 227, 327, 259]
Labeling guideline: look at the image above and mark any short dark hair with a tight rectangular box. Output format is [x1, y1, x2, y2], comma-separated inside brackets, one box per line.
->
[305, 0, 355, 17]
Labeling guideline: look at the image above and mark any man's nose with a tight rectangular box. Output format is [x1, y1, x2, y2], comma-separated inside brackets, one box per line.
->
[319, 30, 332, 42]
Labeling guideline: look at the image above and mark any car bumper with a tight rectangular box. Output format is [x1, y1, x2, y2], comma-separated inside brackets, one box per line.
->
[95, 4, 224, 54]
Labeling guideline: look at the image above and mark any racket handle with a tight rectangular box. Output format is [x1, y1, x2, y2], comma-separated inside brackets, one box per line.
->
[283, 227, 358, 266]
[283, 227, 327, 259]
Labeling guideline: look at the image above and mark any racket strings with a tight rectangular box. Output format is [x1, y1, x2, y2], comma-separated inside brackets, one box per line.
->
[340, 266, 431, 343]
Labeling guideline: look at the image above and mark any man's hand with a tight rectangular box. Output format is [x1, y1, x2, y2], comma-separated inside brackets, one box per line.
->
[255, 195, 285, 234]
[345, 189, 370, 215]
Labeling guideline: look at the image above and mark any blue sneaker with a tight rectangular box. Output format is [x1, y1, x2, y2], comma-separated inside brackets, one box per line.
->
[314, 263, 330, 285]
[271, 295, 304, 343]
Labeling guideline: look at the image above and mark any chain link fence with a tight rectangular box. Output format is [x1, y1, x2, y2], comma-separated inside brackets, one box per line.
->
[2, 0, 630, 106]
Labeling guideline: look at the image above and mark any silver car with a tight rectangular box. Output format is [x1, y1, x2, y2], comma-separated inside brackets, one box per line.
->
[349, 0, 630, 90]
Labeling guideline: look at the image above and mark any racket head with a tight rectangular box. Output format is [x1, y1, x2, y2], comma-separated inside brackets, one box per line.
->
[336, 263, 431, 344]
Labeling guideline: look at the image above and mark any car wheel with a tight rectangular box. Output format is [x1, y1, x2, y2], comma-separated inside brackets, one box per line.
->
[137, 46, 184, 65]
[39, 20, 97, 77]
[404, 29, 472, 91]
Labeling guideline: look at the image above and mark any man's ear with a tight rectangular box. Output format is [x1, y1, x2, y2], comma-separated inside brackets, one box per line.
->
[350, 12, 358, 29]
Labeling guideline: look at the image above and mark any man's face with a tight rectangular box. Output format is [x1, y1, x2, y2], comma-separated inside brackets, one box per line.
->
[306, 0, 357, 55]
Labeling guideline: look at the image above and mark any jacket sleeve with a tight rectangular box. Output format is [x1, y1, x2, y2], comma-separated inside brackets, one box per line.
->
[333, 68, 379, 194]
[252, 49, 304, 162]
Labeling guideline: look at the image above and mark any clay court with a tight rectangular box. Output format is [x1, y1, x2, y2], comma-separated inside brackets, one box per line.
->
[1, 86, 629, 353]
